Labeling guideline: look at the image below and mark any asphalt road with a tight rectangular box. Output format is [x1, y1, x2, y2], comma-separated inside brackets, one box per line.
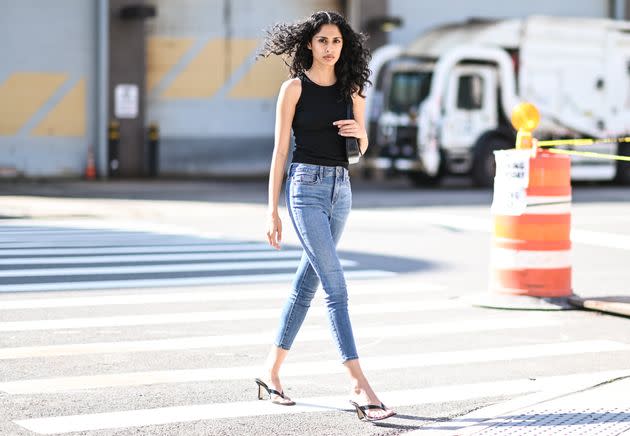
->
[0, 177, 628, 435]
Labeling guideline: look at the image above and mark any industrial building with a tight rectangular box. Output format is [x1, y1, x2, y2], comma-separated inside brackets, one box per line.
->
[0, 0, 628, 178]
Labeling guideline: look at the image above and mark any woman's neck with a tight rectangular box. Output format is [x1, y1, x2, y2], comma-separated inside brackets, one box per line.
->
[305, 65, 336, 86]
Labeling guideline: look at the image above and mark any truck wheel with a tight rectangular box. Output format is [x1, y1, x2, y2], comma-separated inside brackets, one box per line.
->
[614, 142, 630, 185]
[472, 136, 512, 188]
[408, 171, 443, 187]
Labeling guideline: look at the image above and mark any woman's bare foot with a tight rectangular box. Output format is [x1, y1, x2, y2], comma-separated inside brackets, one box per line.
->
[349, 383, 395, 421]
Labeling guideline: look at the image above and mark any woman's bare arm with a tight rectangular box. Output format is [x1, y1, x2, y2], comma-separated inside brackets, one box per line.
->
[266, 78, 301, 249]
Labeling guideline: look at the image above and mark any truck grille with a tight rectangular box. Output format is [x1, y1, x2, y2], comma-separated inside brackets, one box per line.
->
[380, 126, 418, 158]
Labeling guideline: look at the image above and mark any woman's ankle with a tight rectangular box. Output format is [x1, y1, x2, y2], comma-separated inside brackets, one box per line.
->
[350, 379, 370, 395]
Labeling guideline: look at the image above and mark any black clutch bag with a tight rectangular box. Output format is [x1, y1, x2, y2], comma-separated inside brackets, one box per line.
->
[346, 101, 361, 165]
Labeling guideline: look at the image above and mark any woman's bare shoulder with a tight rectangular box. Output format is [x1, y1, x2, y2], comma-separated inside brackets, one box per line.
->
[281, 77, 301, 93]
[351, 92, 366, 103]
[279, 78, 302, 103]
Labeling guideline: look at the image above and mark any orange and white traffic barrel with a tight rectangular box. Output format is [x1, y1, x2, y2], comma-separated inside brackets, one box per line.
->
[489, 147, 572, 300]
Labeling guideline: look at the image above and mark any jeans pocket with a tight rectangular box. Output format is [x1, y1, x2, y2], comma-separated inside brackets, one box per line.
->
[292, 172, 319, 185]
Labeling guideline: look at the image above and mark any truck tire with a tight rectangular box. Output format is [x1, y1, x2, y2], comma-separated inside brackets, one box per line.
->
[472, 134, 513, 188]
[408, 149, 446, 187]
[614, 142, 630, 185]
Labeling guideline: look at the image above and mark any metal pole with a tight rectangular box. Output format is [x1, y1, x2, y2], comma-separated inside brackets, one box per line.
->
[96, 0, 109, 179]
[346, 0, 361, 30]
[614, 0, 626, 19]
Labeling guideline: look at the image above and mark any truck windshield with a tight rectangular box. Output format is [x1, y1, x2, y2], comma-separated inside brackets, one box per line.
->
[387, 71, 432, 114]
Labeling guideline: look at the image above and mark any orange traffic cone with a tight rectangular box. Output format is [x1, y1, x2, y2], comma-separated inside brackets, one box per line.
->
[85, 146, 96, 180]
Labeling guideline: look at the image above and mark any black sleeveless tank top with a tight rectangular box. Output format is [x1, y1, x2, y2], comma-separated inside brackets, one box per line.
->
[291, 74, 348, 169]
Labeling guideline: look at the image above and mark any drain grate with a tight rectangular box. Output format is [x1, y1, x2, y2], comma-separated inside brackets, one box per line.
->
[474, 408, 630, 435]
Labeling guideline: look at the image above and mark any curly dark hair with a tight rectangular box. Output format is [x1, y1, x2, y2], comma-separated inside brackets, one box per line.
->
[258, 11, 371, 101]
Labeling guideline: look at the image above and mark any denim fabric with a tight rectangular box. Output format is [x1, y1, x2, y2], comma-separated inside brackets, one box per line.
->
[275, 163, 358, 361]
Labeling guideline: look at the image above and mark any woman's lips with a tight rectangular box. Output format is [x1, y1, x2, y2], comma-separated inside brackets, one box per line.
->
[324, 55, 335, 60]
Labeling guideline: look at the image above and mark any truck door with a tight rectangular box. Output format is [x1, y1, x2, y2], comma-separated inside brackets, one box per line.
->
[605, 30, 630, 135]
[440, 66, 497, 150]
[605, 30, 630, 182]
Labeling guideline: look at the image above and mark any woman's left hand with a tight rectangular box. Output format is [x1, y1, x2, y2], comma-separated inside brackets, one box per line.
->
[333, 119, 366, 139]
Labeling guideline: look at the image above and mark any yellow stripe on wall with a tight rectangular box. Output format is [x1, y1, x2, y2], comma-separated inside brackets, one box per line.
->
[162, 38, 258, 98]
[0, 72, 67, 135]
[33, 78, 86, 137]
[147, 36, 195, 92]
[229, 55, 288, 99]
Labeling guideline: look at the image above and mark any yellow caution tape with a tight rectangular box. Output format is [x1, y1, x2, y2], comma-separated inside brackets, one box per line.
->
[537, 136, 630, 147]
[546, 147, 630, 162]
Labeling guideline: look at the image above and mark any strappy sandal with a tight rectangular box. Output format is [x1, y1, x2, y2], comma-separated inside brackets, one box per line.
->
[349, 400, 396, 422]
[254, 378, 295, 406]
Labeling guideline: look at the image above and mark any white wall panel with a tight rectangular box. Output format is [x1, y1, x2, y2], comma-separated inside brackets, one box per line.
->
[388, 0, 609, 46]
[0, 0, 95, 177]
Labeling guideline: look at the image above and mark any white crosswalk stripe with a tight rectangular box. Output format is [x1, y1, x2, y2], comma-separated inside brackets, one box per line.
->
[3, 282, 628, 434]
[0, 283, 445, 310]
[0, 250, 306, 265]
[0, 221, 394, 292]
[1, 341, 626, 394]
[0, 270, 396, 293]
[13, 371, 630, 435]
[0, 299, 467, 332]
[0, 317, 561, 360]
[2, 221, 628, 435]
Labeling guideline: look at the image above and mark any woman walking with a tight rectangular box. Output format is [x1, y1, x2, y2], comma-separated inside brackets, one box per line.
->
[256, 11, 395, 422]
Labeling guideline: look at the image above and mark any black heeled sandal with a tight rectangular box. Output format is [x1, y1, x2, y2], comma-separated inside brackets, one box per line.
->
[254, 378, 295, 406]
[349, 400, 396, 422]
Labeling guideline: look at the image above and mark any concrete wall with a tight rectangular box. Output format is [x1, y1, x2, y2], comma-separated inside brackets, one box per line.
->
[145, 0, 341, 177]
[387, 0, 610, 46]
[0, 0, 96, 177]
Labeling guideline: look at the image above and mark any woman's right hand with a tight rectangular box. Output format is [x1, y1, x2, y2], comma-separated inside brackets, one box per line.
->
[266, 212, 282, 250]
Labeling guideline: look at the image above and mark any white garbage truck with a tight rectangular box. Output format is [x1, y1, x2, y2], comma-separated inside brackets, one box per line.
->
[365, 16, 630, 186]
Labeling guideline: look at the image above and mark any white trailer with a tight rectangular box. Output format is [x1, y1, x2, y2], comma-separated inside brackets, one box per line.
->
[367, 16, 630, 186]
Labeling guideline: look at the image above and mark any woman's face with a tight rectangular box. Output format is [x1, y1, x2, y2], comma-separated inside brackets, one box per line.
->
[308, 24, 343, 66]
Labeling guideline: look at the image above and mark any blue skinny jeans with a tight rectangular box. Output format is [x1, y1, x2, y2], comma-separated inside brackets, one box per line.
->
[274, 163, 358, 362]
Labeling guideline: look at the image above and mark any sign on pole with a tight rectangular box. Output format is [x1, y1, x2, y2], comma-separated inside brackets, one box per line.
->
[114, 84, 139, 119]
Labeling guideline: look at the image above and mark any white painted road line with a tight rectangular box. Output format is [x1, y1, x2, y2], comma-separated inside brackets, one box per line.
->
[386, 212, 630, 251]
[1, 340, 626, 394]
[13, 371, 630, 434]
[0, 317, 561, 359]
[0, 299, 466, 332]
[572, 228, 630, 251]
[0, 250, 305, 265]
[0, 229, 142, 235]
[0, 259, 360, 278]
[0, 270, 395, 293]
[0, 283, 445, 310]
[0, 233, 189, 241]
[0, 244, 273, 255]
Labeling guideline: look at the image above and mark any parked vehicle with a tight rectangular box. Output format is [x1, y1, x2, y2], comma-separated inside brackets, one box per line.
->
[365, 16, 630, 186]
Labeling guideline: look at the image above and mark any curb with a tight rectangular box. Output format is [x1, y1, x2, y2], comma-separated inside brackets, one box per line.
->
[569, 296, 630, 318]
[471, 293, 576, 311]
